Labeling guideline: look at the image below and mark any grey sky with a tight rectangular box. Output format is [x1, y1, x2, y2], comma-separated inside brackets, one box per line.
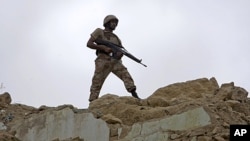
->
[1, 0, 249, 108]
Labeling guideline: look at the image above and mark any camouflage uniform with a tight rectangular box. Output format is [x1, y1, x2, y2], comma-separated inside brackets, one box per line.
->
[89, 28, 136, 102]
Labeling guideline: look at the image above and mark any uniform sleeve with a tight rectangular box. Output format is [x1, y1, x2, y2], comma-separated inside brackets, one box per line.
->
[90, 28, 103, 40]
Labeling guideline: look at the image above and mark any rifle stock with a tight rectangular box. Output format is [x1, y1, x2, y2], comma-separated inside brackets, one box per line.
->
[95, 39, 147, 67]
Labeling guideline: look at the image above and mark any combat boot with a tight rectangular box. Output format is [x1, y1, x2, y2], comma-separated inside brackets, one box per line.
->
[131, 90, 140, 99]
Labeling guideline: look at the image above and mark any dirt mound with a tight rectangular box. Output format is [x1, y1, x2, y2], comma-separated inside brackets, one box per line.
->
[88, 77, 249, 140]
[0, 77, 249, 140]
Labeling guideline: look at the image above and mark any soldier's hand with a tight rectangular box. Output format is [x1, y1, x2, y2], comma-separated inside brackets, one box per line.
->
[116, 51, 123, 59]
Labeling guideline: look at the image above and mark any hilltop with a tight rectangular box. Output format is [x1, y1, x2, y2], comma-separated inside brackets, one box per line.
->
[0, 77, 249, 141]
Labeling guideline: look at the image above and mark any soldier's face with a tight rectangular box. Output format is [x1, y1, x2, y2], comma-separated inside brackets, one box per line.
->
[109, 20, 118, 30]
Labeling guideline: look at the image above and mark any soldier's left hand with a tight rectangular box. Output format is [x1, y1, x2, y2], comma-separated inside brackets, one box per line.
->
[116, 52, 123, 59]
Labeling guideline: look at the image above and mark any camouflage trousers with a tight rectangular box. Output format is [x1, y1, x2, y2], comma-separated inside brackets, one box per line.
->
[89, 53, 136, 102]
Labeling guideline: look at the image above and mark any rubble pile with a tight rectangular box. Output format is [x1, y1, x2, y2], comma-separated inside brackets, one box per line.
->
[0, 77, 249, 141]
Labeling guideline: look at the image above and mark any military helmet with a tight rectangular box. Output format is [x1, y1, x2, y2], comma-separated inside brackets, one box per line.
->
[103, 15, 119, 26]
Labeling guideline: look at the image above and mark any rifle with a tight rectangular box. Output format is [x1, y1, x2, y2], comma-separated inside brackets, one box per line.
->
[95, 39, 147, 67]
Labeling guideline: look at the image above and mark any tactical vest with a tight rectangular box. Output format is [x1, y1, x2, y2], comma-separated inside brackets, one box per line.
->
[94, 29, 122, 55]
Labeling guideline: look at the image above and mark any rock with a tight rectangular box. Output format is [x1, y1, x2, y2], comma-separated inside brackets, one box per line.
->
[214, 136, 225, 141]
[52, 137, 84, 141]
[149, 77, 219, 101]
[197, 136, 211, 141]
[0, 122, 7, 130]
[11, 108, 109, 141]
[0, 132, 20, 141]
[215, 82, 234, 101]
[0, 92, 12, 107]
[0, 77, 249, 141]
[102, 114, 122, 124]
[231, 87, 248, 102]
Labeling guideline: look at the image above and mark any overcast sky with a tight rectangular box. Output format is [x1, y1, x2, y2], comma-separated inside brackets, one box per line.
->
[1, 0, 249, 108]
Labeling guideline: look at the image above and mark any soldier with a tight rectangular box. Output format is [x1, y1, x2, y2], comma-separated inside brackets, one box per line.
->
[87, 15, 140, 102]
